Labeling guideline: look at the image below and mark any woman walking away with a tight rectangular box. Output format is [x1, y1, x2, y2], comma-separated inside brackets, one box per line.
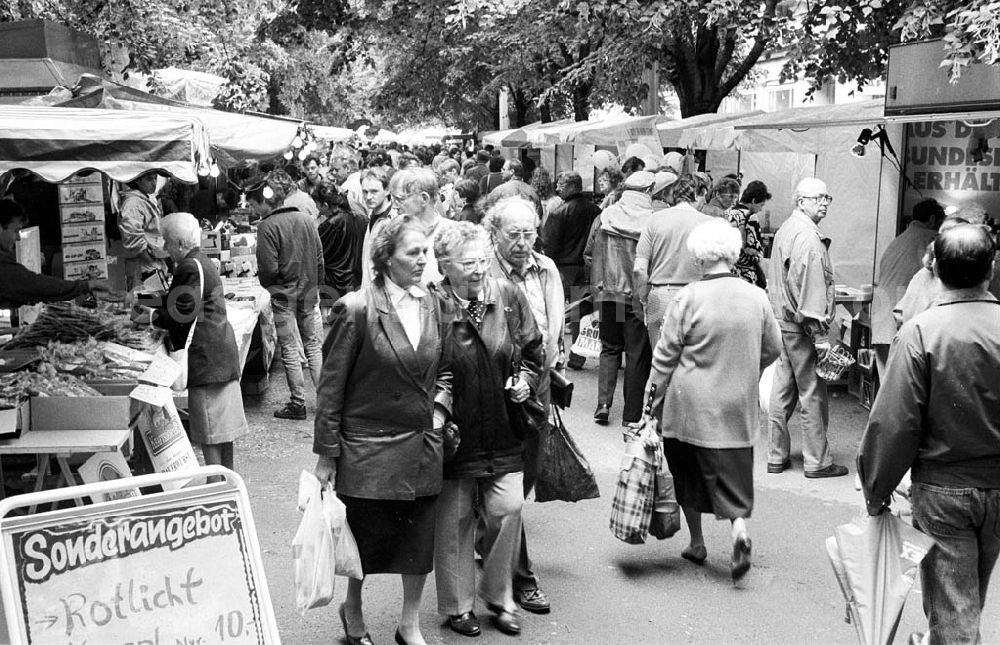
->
[155, 212, 248, 479]
[432, 222, 544, 638]
[644, 218, 781, 581]
[313, 216, 453, 645]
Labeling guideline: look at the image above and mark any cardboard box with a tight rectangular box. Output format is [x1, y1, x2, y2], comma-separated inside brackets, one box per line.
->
[201, 230, 221, 250]
[58, 184, 103, 205]
[62, 222, 105, 244]
[28, 395, 130, 431]
[0, 405, 26, 439]
[59, 203, 105, 224]
[64, 259, 108, 280]
[62, 241, 107, 263]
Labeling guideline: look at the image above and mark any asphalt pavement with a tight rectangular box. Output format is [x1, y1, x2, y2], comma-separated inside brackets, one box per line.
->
[235, 355, 1000, 645]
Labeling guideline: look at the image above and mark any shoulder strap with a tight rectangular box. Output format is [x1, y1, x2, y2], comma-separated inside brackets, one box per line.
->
[182, 257, 206, 350]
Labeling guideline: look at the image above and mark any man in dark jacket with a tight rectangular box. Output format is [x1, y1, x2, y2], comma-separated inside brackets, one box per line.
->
[249, 170, 325, 421]
[541, 171, 601, 369]
[0, 199, 109, 309]
[859, 224, 1000, 645]
[315, 182, 366, 300]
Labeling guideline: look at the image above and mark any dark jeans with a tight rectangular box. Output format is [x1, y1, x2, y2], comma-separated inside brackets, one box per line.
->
[597, 300, 652, 423]
[911, 482, 1000, 645]
[559, 264, 592, 366]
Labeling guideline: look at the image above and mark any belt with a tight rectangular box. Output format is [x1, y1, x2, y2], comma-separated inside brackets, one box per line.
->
[649, 283, 686, 287]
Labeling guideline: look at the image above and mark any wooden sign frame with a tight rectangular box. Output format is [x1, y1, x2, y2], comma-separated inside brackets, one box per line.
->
[0, 467, 281, 645]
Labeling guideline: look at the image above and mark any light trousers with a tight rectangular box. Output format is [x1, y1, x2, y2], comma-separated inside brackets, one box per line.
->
[767, 329, 831, 472]
[272, 302, 323, 406]
[436, 472, 524, 615]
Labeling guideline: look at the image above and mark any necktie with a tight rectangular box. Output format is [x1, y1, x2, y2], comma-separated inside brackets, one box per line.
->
[466, 297, 485, 328]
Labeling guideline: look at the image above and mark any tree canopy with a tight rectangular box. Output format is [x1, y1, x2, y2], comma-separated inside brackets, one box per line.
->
[3, 0, 1000, 129]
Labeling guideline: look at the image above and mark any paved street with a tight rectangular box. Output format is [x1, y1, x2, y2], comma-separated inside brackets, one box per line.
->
[235, 357, 1000, 645]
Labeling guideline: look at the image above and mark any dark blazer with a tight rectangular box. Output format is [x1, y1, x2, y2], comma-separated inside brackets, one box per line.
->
[437, 278, 544, 480]
[154, 249, 241, 386]
[313, 285, 453, 500]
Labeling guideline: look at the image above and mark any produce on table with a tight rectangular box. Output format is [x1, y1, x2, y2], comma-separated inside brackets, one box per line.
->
[0, 371, 102, 409]
[36, 339, 153, 381]
[4, 302, 160, 351]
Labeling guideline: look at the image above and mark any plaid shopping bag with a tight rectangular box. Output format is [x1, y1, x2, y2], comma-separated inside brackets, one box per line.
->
[609, 431, 659, 544]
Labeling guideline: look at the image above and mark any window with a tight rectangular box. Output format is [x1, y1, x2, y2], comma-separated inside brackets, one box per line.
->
[768, 88, 793, 112]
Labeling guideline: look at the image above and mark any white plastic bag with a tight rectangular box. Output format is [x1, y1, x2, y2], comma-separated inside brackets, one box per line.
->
[292, 472, 336, 614]
[292, 471, 364, 615]
[759, 363, 775, 415]
[570, 313, 602, 359]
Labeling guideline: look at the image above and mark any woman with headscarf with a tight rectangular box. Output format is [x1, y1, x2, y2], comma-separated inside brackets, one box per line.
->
[314, 216, 452, 645]
[643, 218, 781, 581]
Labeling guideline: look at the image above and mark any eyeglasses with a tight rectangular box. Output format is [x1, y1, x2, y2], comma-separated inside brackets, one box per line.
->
[502, 229, 537, 242]
[390, 192, 414, 203]
[803, 194, 833, 205]
[448, 257, 492, 271]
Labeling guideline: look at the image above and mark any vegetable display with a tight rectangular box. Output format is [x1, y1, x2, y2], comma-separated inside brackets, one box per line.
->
[0, 372, 102, 409]
[5, 302, 158, 350]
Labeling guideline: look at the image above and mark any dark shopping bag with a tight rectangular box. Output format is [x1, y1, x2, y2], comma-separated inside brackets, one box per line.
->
[534, 406, 600, 503]
[648, 452, 681, 540]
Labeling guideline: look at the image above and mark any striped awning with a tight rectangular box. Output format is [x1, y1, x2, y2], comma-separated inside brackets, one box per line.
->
[0, 105, 212, 183]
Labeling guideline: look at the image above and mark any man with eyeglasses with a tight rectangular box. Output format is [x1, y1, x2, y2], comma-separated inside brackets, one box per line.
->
[485, 196, 565, 616]
[388, 167, 455, 286]
[766, 177, 848, 479]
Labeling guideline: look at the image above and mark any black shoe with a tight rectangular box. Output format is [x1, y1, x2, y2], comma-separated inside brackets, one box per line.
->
[487, 604, 522, 635]
[567, 353, 585, 370]
[447, 611, 481, 637]
[805, 463, 849, 479]
[274, 402, 306, 420]
[395, 630, 408, 645]
[593, 404, 610, 424]
[514, 587, 550, 614]
[766, 459, 792, 474]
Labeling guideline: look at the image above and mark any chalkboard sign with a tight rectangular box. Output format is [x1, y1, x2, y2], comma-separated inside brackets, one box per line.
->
[0, 467, 281, 645]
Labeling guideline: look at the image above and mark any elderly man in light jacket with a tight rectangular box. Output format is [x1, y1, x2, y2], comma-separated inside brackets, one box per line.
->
[485, 195, 563, 617]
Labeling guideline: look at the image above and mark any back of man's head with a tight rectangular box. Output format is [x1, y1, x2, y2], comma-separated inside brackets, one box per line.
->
[476, 150, 491, 164]
[507, 159, 524, 180]
[0, 199, 25, 229]
[561, 171, 583, 193]
[488, 157, 505, 173]
[912, 198, 944, 224]
[934, 225, 996, 289]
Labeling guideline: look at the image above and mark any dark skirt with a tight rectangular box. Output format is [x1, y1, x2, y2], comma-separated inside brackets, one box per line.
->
[338, 494, 438, 575]
[663, 438, 754, 520]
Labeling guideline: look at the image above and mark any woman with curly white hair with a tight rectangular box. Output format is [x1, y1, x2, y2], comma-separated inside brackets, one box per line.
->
[642, 218, 781, 582]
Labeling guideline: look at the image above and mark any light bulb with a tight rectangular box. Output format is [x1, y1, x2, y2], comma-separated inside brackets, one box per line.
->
[209, 162, 220, 178]
[292, 136, 303, 148]
[298, 148, 309, 161]
[283, 150, 294, 160]
[197, 164, 210, 177]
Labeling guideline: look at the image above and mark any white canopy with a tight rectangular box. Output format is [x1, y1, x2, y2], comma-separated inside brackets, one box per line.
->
[56, 76, 303, 164]
[678, 100, 885, 153]
[657, 110, 765, 148]
[538, 115, 666, 147]
[311, 125, 356, 143]
[482, 119, 576, 148]
[0, 105, 212, 183]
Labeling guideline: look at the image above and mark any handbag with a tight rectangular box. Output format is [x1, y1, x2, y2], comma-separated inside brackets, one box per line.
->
[535, 406, 600, 503]
[648, 450, 681, 539]
[609, 384, 661, 544]
[549, 369, 574, 409]
[168, 258, 204, 391]
[503, 303, 548, 439]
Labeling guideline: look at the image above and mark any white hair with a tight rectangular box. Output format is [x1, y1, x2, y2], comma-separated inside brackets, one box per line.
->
[481, 196, 538, 233]
[161, 212, 201, 250]
[952, 201, 988, 224]
[686, 218, 741, 266]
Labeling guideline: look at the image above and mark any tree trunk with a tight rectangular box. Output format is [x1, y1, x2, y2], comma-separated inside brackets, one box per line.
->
[540, 100, 552, 123]
[572, 83, 591, 121]
[511, 86, 530, 127]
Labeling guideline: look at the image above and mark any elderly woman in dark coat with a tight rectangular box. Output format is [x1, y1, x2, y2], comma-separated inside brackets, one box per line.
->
[314, 215, 452, 645]
[155, 212, 247, 474]
[432, 222, 544, 638]
[644, 218, 781, 582]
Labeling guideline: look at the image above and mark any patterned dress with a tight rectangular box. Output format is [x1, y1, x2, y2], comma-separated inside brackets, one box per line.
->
[725, 205, 766, 288]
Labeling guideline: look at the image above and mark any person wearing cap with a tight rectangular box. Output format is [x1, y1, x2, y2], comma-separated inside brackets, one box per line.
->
[118, 170, 169, 290]
[0, 199, 111, 308]
[766, 177, 848, 479]
[634, 175, 712, 348]
[725, 180, 771, 288]
[663, 151, 685, 175]
[584, 170, 656, 426]
[651, 171, 679, 210]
